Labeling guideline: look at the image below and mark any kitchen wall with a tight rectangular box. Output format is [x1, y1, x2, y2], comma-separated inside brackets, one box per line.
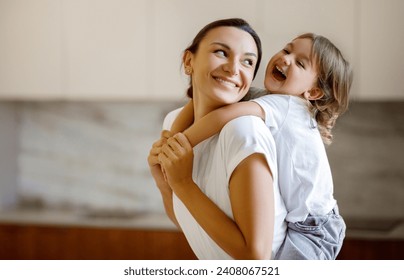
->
[0, 0, 403, 101]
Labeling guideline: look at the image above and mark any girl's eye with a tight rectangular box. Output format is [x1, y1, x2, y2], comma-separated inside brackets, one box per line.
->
[283, 48, 290, 54]
[297, 61, 305, 68]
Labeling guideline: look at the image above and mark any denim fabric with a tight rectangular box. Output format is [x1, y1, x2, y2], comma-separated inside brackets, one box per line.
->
[274, 205, 346, 260]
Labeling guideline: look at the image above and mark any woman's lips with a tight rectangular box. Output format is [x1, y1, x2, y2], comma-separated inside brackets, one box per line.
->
[213, 76, 239, 88]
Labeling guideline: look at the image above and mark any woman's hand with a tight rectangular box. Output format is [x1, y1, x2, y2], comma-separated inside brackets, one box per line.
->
[148, 130, 173, 189]
[148, 130, 180, 227]
[158, 133, 194, 194]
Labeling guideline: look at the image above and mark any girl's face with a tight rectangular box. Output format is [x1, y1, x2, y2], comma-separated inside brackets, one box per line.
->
[184, 27, 258, 111]
[264, 38, 319, 98]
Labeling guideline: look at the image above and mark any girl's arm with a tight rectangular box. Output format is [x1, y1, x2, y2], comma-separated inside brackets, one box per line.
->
[159, 133, 274, 259]
[170, 99, 194, 133]
[184, 101, 265, 147]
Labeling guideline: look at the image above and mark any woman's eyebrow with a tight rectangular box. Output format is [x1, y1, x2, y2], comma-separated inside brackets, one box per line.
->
[211, 42, 230, 49]
[210, 42, 257, 57]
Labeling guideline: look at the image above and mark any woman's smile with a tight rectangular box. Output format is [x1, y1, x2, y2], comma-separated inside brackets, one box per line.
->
[212, 75, 240, 88]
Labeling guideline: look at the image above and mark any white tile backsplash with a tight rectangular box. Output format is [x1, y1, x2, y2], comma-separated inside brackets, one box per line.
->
[0, 102, 19, 209]
[1, 101, 403, 223]
[15, 101, 182, 213]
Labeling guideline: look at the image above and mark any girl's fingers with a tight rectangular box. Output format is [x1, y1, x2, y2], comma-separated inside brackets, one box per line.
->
[151, 130, 173, 150]
[174, 133, 193, 150]
[152, 138, 166, 149]
[161, 130, 173, 140]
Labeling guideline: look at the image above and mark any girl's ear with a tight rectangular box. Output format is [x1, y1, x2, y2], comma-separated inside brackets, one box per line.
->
[304, 87, 324, 100]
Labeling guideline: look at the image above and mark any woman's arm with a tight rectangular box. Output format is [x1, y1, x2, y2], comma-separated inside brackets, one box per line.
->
[184, 101, 265, 147]
[148, 130, 180, 228]
[170, 100, 194, 133]
[159, 133, 274, 259]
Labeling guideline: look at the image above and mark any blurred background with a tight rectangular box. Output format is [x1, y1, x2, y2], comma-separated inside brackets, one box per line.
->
[0, 0, 403, 259]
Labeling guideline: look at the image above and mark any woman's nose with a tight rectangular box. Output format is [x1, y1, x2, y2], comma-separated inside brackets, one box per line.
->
[223, 59, 239, 76]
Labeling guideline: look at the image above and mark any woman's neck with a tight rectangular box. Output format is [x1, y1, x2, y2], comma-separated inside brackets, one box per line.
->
[192, 95, 221, 122]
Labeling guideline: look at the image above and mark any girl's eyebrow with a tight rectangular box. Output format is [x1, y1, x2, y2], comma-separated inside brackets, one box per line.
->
[210, 42, 257, 57]
[288, 42, 312, 66]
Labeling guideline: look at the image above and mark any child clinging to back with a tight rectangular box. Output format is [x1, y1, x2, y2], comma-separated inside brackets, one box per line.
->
[168, 33, 353, 259]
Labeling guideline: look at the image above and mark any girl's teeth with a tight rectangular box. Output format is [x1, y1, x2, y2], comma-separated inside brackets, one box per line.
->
[276, 66, 286, 78]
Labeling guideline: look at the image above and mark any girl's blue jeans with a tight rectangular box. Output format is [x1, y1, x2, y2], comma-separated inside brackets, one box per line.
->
[275, 205, 346, 260]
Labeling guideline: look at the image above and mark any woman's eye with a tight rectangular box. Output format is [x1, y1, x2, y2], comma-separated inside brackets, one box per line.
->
[214, 50, 226, 57]
[242, 59, 254, 67]
[283, 49, 290, 54]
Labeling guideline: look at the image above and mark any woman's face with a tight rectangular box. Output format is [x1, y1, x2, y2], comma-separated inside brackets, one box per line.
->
[185, 26, 258, 110]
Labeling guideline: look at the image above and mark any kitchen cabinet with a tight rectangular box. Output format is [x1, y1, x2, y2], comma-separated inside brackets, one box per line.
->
[0, 222, 196, 260]
[1, 0, 403, 101]
[1, 222, 403, 260]
[0, 0, 62, 99]
[0, 0, 155, 101]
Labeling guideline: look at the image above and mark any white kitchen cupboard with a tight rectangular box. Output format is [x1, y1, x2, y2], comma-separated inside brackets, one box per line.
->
[0, 0, 403, 101]
[356, 0, 404, 100]
[0, 0, 155, 100]
[62, 0, 153, 100]
[0, 0, 63, 99]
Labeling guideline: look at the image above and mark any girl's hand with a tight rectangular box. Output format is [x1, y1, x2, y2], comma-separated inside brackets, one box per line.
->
[159, 133, 194, 193]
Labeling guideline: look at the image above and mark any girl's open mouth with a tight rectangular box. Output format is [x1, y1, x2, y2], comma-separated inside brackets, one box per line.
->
[272, 65, 287, 81]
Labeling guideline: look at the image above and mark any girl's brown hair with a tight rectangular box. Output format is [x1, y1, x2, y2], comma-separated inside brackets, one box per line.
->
[297, 33, 353, 145]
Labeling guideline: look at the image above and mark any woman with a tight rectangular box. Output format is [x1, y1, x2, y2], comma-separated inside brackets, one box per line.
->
[148, 18, 287, 259]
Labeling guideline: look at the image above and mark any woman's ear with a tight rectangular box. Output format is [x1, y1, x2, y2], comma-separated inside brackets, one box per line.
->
[304, 87, 324, 100]
[183, 50, 193, 75]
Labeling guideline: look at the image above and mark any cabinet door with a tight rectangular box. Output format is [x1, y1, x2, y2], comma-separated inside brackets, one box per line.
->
[358, 0, 404, 100]
[0, 0, 63, 99]
[62, 0, 153, 100]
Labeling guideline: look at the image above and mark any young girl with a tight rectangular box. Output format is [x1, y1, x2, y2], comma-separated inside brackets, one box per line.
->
[168, 33, 353, 259]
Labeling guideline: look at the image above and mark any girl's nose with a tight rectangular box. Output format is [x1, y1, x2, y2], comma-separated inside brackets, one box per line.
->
[281, 54, 291, 66]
